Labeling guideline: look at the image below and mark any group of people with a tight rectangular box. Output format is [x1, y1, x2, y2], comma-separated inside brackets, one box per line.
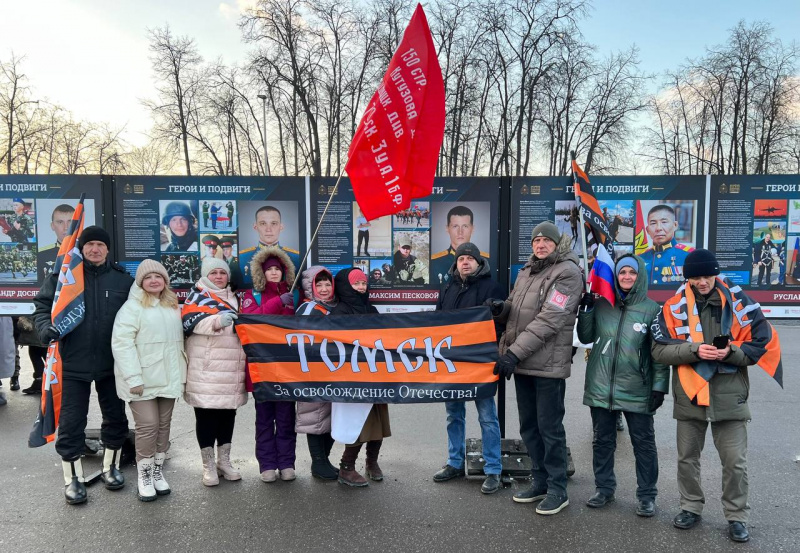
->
[0, 246, 35, 278]
[24, 224, 393, 504]
[432, 220, 759, 544]
[7, 215, 769, 545]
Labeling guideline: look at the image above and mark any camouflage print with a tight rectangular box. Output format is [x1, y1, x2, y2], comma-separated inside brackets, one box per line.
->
[5, 213, 34, 243]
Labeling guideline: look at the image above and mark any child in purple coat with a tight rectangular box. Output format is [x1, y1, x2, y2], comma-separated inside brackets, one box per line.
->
[241, 247, 297, 482]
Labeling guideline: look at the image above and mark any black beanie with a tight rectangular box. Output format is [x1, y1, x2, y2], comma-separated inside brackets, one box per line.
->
[454, 242, 483, 263]
[79, 226, 111, 250]
[683, 249, 720, 278]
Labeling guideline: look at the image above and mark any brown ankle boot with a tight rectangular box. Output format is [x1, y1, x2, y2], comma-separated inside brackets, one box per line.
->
[338, 445, 368, 487]
[365, 440, 384, 481]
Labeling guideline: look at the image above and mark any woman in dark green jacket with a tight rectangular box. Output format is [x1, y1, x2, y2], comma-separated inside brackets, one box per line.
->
[577, 254, 669, 517]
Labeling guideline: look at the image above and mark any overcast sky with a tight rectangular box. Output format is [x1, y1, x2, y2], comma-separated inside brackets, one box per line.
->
[1, 0, 797, 147]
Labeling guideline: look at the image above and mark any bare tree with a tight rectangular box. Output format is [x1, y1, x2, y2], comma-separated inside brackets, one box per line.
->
[145, 25, 202, 175]
[0, 54, 42, 173]
[643, 20, 798, 175]
[127, 139, 178, 175]
[241, 0, 325, 176]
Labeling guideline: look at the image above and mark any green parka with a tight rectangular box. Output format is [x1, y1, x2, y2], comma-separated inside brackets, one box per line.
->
[577, 254, 669, 414]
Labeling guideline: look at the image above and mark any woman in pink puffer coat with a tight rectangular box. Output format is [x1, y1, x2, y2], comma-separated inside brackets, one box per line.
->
[183, 257, 247, 487]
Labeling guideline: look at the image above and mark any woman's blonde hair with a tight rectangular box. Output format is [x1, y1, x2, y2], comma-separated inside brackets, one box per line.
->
[140, 281, 179, 309]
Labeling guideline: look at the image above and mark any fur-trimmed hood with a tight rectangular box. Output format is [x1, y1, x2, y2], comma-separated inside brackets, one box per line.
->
[249, 246, 296, 292]
[301, 265, 336, 305]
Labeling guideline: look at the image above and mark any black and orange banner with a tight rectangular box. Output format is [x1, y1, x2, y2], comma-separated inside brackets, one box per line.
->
[235, 306, 499, 403]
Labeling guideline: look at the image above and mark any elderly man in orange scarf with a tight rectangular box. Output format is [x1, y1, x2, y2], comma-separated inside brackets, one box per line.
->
[651, 249, 782, 544]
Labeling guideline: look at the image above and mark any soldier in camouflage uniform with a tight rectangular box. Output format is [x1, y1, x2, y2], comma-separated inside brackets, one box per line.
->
[4, 199, 35, 243]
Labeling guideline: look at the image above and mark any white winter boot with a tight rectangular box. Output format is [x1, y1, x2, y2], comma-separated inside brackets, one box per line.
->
[137, 458, 157, 502]
[153, 452, 171, 495]
[216, 443, 241, 481]
[200, 447, 219, 487]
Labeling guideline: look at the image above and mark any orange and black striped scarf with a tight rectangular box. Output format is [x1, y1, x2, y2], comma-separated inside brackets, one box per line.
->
[181, 284, 236, 336]
[652, 277, 783, 406]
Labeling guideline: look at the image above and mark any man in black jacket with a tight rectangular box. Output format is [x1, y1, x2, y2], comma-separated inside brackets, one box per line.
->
[432, 242, 506, 494]
[33, 226, 134, 505]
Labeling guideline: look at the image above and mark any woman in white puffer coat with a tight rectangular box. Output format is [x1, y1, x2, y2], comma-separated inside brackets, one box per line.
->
[182, 257, 247, 487]
[112, 259, 186, 502]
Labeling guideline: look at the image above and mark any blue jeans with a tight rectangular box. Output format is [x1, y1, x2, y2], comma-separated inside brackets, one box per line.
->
[445, 397, 502, 475]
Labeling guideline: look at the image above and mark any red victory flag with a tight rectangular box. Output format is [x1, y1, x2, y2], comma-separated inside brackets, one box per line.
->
[345, 3, 445, 220]
[29, 195, 86, 447]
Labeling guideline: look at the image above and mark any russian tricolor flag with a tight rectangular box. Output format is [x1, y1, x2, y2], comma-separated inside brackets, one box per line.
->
[571, 156, 616, 307]
[589, 242, 616, 306]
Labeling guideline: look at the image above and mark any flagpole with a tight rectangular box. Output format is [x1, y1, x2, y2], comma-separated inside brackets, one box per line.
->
[571, 151, 591, 294]
[289, 165, 347, 293]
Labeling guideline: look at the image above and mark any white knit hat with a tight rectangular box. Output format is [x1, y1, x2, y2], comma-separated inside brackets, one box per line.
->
[135, 259, 170, 287]
[201, 256, 231, 278]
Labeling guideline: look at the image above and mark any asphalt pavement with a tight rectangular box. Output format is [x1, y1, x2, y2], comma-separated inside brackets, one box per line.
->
[1, 325, 798, 553]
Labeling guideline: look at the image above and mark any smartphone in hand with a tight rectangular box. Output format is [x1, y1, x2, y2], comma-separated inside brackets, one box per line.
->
[712, 335, 730, 349]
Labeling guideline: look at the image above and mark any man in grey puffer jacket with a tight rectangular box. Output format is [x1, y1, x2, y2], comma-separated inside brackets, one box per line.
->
[489, 221, 583, 515]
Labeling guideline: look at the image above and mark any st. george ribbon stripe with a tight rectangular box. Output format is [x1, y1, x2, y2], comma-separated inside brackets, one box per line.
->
[235, 305, 494, 334]
[242, 342, 498, 366]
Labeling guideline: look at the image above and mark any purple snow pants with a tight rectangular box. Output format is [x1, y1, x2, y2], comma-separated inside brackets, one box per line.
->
[255, 400, 297, 471]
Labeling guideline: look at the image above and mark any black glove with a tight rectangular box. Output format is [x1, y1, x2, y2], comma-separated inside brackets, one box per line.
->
[40, 324, 59, 343]
[579, 292, 595, 311]
[493, 351, 519, 380]
[648, 391, 666, 412]
[484, 298, 505, 317]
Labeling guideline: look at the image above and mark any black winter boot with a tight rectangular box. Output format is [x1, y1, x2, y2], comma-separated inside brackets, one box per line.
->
[22, 378, 42, 395]
[100, 447, 125, 490]
[307, 434, 338, 480]
[322, 432, 339, 475]
[62, 459, 87, 505]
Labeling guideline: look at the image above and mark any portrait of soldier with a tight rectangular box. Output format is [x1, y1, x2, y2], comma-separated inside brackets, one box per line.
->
[161, 201, 198, 252]
[220, 236, 242, 285]
[3, 198, 35, 244]
[392, 242, 428, 285]
[39, 203, 75, 279]
[239, 205, 300, 286]
[431, 205, 489, 284]
[640, 204, 694, 285]
[202, 235, 221, 259]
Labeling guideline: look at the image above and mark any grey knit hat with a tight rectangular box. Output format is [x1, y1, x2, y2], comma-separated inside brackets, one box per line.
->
[531, 221, 561, 244]
[615, 257, 639, 277]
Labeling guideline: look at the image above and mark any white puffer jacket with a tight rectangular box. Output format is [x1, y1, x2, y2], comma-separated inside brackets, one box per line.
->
[183, 279, 248, 410]
[111, 284, 187, 402]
